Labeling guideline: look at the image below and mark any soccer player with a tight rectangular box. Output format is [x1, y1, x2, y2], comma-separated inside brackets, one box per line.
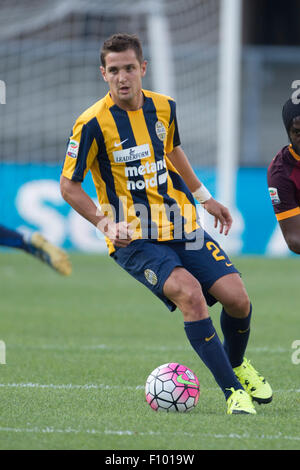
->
[0, 224, 72, 276]
[60, 33, 272, 414]
[267, 98, 300, 253]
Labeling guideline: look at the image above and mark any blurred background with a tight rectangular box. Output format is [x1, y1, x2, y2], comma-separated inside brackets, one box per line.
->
[0, 0, 299, 255]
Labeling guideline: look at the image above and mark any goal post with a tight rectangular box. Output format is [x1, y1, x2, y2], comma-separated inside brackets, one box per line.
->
[146, 0, 175, 98]
[216, 0, 242, 208]
[213, 0, 244, 254]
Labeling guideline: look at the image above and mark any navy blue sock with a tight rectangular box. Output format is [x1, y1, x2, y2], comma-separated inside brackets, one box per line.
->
[220, 305, 252, 368]
[184, 317, 243, 400]
[0, 225, 29, 251]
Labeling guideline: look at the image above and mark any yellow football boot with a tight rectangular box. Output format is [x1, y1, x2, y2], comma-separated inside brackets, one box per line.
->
[234, 358, 272, 404]
[30, 233, 72, 276]
[226, 388, 256, 415]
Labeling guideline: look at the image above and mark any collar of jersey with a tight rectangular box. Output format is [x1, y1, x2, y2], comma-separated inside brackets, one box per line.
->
[288, 144, 300, 161]
[104, 90, 147, 111]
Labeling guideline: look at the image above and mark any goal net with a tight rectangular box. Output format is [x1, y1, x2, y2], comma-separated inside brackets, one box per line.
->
[0, 0, 221, 168]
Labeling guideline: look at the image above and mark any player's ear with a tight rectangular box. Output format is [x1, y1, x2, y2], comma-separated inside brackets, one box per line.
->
[141, 60, 147, 78]
[100, 66, 107, 82]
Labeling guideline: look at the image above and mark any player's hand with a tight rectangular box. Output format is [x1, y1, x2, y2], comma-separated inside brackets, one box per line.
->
[103, 220, 134, 247]
[202, 198, 232, 235]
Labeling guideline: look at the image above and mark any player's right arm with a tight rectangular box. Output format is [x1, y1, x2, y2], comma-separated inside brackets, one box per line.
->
[60, 176, 132, 247]
[61, 115, 132, 247]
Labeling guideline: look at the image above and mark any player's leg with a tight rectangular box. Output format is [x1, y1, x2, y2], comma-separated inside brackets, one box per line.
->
[0, 224, 71, 276]
[167, 232, 252, 371]
[29, 233, 72, 276]
[0, 224, 29, 250]
[112, 239, 255, 414]
[162, 266, 209, 321]
[169, 230, 270, 410]
[208, 271, 272, 404]
[163, 266, 255, 414]
[208, 273, 251, 368]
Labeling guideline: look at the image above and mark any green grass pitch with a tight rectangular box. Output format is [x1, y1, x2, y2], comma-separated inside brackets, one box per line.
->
[0, 251, 299, 450]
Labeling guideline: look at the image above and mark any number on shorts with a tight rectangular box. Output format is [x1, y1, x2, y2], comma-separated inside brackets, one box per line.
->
[206, 241, 225, 261]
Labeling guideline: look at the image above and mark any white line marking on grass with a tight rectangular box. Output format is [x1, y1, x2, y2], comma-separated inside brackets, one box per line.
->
[7, 344, 292, 354]
[249, 346, 290, 353]
[0, 426, 299, 442]
[0, 382, 144, 390]
[7, 344, 109, 351]
[0, 382, 299, 394]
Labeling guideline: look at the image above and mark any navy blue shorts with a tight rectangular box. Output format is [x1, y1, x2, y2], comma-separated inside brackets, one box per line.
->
[111, 230, 239, 311]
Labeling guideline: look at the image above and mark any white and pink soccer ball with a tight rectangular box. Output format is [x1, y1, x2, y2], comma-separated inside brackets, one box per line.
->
[145, 362, 200, 412]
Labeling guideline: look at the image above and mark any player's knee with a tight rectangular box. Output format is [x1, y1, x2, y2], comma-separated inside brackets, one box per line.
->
[223, 292, 250, 318]
[177, 285, 208, 321]
[163, 268, 208, 321]
[182, 286, 203, 310]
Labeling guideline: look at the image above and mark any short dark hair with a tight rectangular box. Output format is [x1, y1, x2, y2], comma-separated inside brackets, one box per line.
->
[100, 33, 144, 67]
[282, 97, 300, 135]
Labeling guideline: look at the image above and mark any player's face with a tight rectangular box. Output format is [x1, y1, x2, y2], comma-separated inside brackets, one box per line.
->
[289, 116, 300, 155]
[100, 49, 147, 111]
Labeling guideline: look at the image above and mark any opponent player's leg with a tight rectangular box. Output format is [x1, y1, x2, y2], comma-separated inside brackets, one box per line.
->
[163, 267, 255, 414]
[29, 233, 72, 276]
[209, 273, 272, 404]
[0, 224, 29, 250]
[0, 224, 71, 276]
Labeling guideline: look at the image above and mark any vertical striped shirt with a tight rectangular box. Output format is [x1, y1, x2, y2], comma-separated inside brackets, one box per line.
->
[62, 89, 199, 253]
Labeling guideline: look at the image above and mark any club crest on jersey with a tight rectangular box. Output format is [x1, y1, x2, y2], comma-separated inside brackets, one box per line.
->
[144, 269, 158, 286]
[155, 121, 166, 141]
[269, 187, 280, 205]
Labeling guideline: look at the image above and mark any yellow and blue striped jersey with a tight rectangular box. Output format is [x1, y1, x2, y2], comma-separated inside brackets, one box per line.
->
[62, 89, 200, 253]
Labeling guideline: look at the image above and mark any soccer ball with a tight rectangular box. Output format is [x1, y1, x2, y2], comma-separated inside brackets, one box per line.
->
[145, 362, 200, 412]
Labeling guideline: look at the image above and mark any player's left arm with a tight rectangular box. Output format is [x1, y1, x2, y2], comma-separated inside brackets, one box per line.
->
[166, 144, 202, 192]
[267, 159, 300, 253]
[279, 214, 300, 254]
[166, 145, 232, 235]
